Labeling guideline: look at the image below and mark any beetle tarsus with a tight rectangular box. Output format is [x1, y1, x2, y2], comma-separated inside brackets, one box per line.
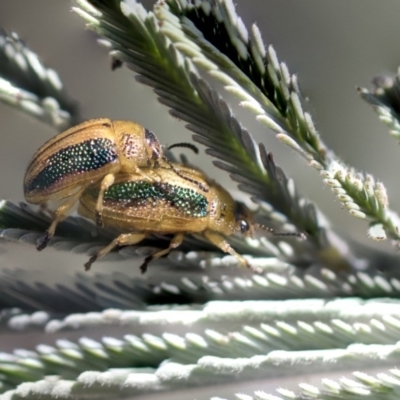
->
[250, 265, 263, 274]
[140, 257, 151, 274]
[37, 233, 50, 251]
[84, 256, 96, 271]
[95, 211, 104, 228]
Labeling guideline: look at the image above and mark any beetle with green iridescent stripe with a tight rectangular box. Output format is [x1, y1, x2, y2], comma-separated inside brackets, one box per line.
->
[78, 164, 305, 273]
[23, 118, 201, 250]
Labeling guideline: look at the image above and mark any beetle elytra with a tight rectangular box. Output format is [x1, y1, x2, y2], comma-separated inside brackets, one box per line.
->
[78, 164, 305, 272]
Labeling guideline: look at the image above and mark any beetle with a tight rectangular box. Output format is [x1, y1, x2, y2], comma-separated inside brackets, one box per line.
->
[23, 118, 202, 250]
[78, 164, 304, 273]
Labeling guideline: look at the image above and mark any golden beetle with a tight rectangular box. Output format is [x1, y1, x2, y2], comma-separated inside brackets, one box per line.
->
[24, 118, 200, 250]
[78, 164, 304, 273]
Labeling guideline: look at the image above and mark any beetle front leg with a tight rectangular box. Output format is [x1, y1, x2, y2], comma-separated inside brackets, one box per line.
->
[84, 232, 147, 271]
[161, 156, 208, 192]
[203, 230, 258, 272]
[134, 165, 161, 183]
[95, 173, 115, 227]
[37, 188, 85, 251]
[139, 233, 185, 274]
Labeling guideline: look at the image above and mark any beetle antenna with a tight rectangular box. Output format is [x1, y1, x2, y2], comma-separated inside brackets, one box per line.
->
[255, 223, 306, 239]
[167, 142, 199, 154]
[162, 156, 209, 192]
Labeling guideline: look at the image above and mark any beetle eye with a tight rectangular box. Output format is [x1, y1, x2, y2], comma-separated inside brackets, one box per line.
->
[144, 129, 162, 160]
[240, 219, 249, 234]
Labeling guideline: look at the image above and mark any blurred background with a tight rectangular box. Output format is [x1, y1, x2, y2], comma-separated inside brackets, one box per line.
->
[1, 2, 400, 394]
[1, 0, 400, 249]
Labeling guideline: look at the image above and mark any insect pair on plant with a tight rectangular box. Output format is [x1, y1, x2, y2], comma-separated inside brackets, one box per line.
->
[24, 118, 304, 272]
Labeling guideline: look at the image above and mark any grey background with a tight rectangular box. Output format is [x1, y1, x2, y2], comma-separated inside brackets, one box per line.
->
[1, 0, 400, 248]
[1, 1, 400, 394]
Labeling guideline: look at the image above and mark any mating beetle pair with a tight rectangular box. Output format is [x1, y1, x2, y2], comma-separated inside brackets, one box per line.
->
[24, 118, 202, 249]
[24, 118, 304, 272]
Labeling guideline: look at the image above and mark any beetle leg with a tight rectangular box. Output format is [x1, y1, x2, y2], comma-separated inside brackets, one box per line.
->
[203, 230, 258, 272]
[37, 188, 85, 251]
[128, 165, 161, 183]
[161, 156, 209, 193]
[139, 233, 185, 274]
[95, 173, 115, 227]
[139, 166, 161, 183]
[84, 232, 147, 271]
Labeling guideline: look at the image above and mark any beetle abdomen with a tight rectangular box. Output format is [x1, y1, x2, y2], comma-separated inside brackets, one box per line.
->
[24, 138, 118, 200]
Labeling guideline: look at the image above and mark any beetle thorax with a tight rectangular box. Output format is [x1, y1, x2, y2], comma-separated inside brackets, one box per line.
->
[113, 120, 151, 169]
[207, 185, 239, 235]
[120, 132, 150, 165]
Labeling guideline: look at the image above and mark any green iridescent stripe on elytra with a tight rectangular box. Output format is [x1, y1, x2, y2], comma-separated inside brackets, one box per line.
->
[104, 181, 208, 217]
[25, 138, 117, 193]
